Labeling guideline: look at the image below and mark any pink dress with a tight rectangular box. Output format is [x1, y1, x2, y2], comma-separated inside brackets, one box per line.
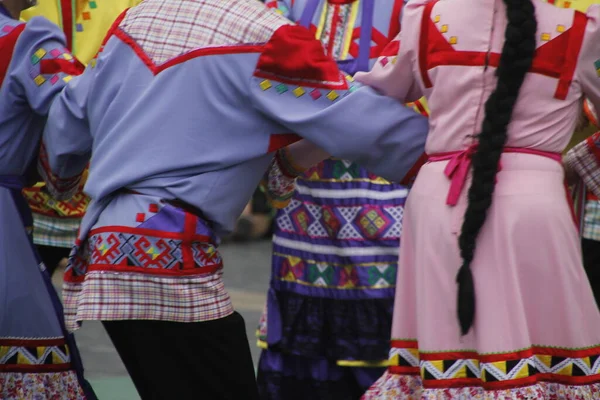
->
[355, 0, 600, 398]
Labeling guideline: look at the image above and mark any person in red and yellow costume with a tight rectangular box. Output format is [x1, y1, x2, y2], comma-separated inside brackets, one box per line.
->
[21, 0, 142, 276]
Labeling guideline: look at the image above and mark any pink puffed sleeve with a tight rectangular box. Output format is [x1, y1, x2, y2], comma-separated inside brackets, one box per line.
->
[353, 0, 426, 103]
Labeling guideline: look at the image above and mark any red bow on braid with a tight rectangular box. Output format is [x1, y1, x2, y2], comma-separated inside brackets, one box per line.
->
[40, 56, 86, 77]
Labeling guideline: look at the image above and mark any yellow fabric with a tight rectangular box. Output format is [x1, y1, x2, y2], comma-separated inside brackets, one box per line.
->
[549, 0, 599, 11]
[20, 1, 139, 219]
[21, 0, 142, 64]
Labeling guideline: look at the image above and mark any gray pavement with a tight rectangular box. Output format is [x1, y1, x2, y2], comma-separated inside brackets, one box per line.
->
[64, 240, 273, 400]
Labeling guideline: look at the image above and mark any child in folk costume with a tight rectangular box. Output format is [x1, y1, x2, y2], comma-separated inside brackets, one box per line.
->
[354, 0, 600, 398]
[257, 1, 428, 399]
[20, 0, 142, 276]
[37, 0, 428, 398]
[0, 0, 94, 398]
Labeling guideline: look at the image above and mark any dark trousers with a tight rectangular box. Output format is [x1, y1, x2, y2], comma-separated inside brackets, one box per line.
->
[102, 312, 260, 400]
[36, 245, 70, 277]
[582, 238, 600, 308]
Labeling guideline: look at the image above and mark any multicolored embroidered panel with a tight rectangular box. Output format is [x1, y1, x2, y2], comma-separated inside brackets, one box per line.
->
[0, 339, 71, 372]
[389, 340, 600, 390]
[276, 199, 403, 241]
[68, 228, 223, 277]
[23, 188, 89, 218]
[274, 253, 397, 290]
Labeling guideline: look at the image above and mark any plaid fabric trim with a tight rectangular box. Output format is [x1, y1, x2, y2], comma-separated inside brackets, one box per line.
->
[63, 271, 234, 331]
[119, 0, 290, 65]
[565, 133, 600, 198]
[583, 200, 600, 241]
[32, 214, 80, 248]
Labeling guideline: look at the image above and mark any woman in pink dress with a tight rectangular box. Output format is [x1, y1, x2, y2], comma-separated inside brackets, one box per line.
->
[355, 0, 600, 398]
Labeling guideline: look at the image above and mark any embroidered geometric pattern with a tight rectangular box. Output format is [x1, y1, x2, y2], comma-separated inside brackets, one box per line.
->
[0, 344, 69, 367]
[259, 75, 360, 103]
[274, 253, 397, 290]
[302, 159, 390, 182]
[73, 230, 222, 274]
[362, 373, 600, 400]
[119, 0, 290, 65]
[0, 339, 72, 372]
[23, 187, 89, 218]
[389, 346, 420, 369]
[388, 340, 600, 389]
[358, 208, 392, 239]
[276, 199, 403, 241]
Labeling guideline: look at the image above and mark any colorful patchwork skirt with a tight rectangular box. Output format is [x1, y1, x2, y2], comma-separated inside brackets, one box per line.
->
[0, 188, 88, 399]
[363, 154, 600, 399]
[257, 159, 407, 398]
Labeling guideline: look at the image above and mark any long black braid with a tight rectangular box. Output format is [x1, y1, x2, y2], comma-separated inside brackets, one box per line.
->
[456, 0, 538, 335]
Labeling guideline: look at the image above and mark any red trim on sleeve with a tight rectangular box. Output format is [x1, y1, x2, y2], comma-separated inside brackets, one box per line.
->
[0, 24, 25, 85]
[254, 25, 348, 90]
[554, 11, 587, 100]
